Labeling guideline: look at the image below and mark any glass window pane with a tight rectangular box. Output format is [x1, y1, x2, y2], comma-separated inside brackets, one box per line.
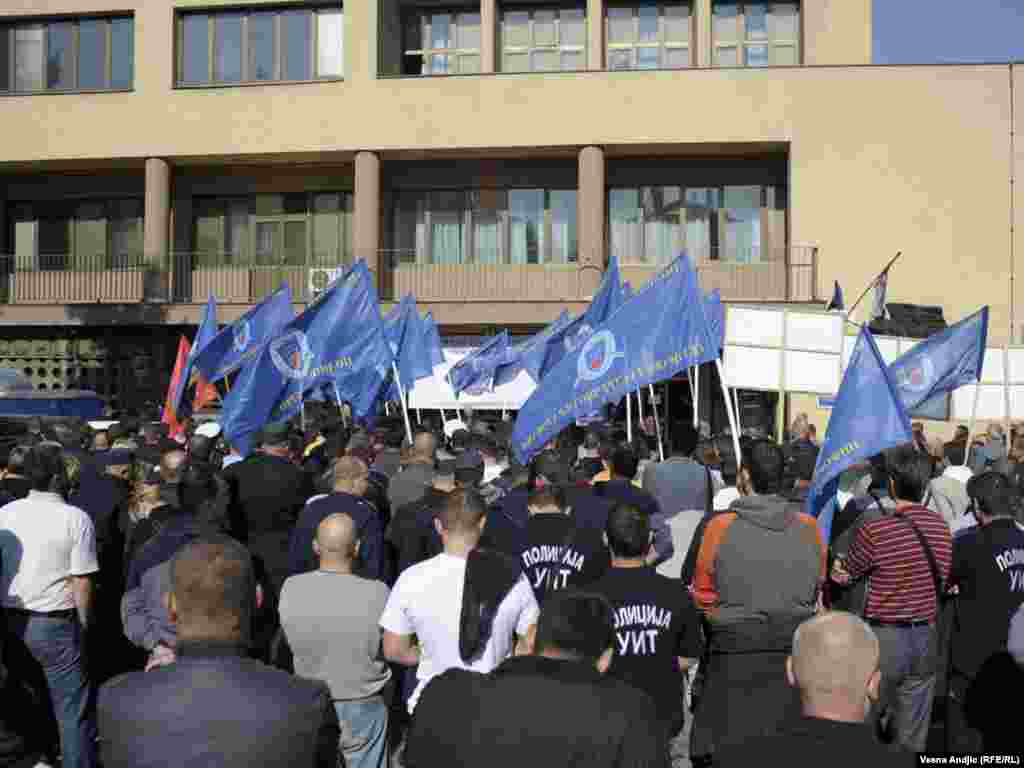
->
[14, 27, 44, 91]
[430, 54, 449, 74]
[663, 5, 690, 43]
[664, 46, 689, 68]
[560, 50, 584, 70]
[503, 12, 530, 48]
[282, 10, 312, 81]
[0, 30, 9, 91]
[561, 9, 585, 46]
[636, 46, 658, 69]
[502, 52, 528, 72]
[75, 203, 107, 269]
[254, 221, 279, 264]
[458, 54, 480, 73]
[637, 6, 658, 43]
[714, 45, 738, 67]
[550, 190, 577, 264]
[214, 13, 243, 83]
[685, 188, 713, 261]
[532, 50, 558, 71]
[38, 210, 70, 257]
[182, 15, 210, 84]
[533, 11, 556, 46]
[457, 13, 480, 50]
[712, 3, 738, 43]
[431, 14, 450, 49]
[195, 200, 224, 261]
[249, 12, 275, 81]
[609, 189, 642, 264]
[110, 18, 133, 89]
[254, 194, 283, 216]
[746, 43, 768, 66]
[46, 23, 73, 90]
[772, 43, 798, 66]
[429, 191, 463, 265]
[470, 190, 504, 265]
[509, 190, 544, 265]
[642, 187, 681, 265]
[283, 193, 307, 215]
[313, 193, 340, 266]
[78, 20, 106, 90]
[110, 199, 142, 268]
[723, 185, 762, 263]
[770, 3, 798, 40]
[317, 10, 344, 77]
[745, 3, 768, 40]
[608, 7, 633, 45]
[608, 48, 633, 70]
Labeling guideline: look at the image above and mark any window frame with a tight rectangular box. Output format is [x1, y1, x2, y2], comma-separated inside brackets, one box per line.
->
[402, 8, 482, 76]
[605, 3, 693, 71]
[500, 5, 587, 73]
[175, 3, 345, 88]
[711, 2, 800, 68]
[0, 14, 133, 95]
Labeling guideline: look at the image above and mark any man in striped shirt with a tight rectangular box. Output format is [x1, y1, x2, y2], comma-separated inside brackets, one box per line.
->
[833, 445, 952, 752]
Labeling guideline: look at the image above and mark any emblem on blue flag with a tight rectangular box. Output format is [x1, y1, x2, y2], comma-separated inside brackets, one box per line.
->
[233, 320, 252, 354]
[564, 323, 593, 354]
[270, 330, 313, 381]
[893, 355, 935, 396]
[576, 330, 624, 387]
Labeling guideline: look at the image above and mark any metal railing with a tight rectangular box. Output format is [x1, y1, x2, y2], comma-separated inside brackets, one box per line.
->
[0, 243, 818, 305]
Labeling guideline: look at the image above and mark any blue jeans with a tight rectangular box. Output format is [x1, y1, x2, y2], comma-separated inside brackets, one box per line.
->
[873, 623, 938, 753]
[335, 695, 389, 768]
[6, 611, 96, 768]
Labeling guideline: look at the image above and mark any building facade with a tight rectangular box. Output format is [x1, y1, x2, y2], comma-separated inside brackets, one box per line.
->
[0, 0, 1018, 420]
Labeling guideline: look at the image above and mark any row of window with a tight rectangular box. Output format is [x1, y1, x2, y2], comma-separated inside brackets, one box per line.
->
[0, 1, 799, 93]
[402, 1, 799, 75]
[6, 185, 783, 269]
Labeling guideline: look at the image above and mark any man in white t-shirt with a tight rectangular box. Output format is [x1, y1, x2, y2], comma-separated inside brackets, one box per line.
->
[0, 444, 99, 768]
[381, 487, 538, 713]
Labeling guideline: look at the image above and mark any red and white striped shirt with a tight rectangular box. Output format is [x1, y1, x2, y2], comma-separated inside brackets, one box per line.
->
[846, 504, 952, 623]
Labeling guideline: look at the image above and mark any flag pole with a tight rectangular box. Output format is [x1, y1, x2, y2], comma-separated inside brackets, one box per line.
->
[636, 387, 645, 426]
[332, 381, 344, 413]
[693, 366, 700, 430]
[963, 381, 982, 468]
[649, 383, 665, 461]
[847, 252, 902, 318]
[715, 359, 743, 467]
[392, 361, 414, 446]
[734, 387, 742, 435]
[416, 408, 422, 425]
[625, 392, 632, 441]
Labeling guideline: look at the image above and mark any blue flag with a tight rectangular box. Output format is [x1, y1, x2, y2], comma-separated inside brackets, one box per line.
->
[705, 289, 725, 354]
[193, 285, 294, 383]
[221, 262, 392, 455]
[384, 296, 434, 401]
[494, 310, 572, 387]
[538, 256, 625, 380]
[827, 281, 845, 312]
[889, 307, 989, 413]
[170, 295, 218, 416]
[512, 254, 718, 464]
[808, 327, 914, 542]
[623, 281, 634, 302]
[422, 311, 445, 369]
[448, 332, 512, 396]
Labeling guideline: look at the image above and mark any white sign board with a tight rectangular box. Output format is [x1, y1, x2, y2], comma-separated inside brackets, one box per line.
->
[407, 349, 536, 411]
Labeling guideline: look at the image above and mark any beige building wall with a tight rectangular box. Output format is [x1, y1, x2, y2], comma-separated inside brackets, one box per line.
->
[803, 0, 872, 66]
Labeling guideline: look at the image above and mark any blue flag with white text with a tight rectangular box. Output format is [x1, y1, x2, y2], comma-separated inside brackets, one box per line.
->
[193, 285, 294, 383]
[512, 254, 718, 464]
[221, 262, 392, 455]
[494, 310, 572, 387]
[448, 332, 512, 396]
[889, 306, 988, 414]
[808, 327, 914, 542]
[422, 311, 445, 368]
[538, 256, 625, 380]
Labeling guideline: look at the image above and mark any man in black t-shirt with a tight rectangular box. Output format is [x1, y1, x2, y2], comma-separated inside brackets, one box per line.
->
[946, 472, 1024, 752]
[518, 488, 609, 604]
[592, 502, 704, 747]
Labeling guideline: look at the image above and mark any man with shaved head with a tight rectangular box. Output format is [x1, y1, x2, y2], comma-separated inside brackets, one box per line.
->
[280, 513, 392, 768]
[717, 612, 908, 766]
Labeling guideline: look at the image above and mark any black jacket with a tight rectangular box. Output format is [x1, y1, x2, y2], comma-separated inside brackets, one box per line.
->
[406, 655, 668, 768]
[98, 641, 340, 768]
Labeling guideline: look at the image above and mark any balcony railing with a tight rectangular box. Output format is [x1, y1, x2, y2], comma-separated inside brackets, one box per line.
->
[0, 244, 818, 305]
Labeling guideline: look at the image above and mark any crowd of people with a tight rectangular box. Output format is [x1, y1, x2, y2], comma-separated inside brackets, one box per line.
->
[0, 402, 1022, 767]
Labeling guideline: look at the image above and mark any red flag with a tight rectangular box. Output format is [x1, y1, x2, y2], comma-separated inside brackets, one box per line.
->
[193, 372, 219, 412]
[163, 336, 191, 438]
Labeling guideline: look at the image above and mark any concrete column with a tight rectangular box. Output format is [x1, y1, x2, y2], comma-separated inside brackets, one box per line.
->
[481, 0, 497, 73]
[695, 0, 712, 68]
[144, 158, 171, 300]
[587, 0, 604, 70]
[354, 151, 381, 280]
[577, 146, 605, 296]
